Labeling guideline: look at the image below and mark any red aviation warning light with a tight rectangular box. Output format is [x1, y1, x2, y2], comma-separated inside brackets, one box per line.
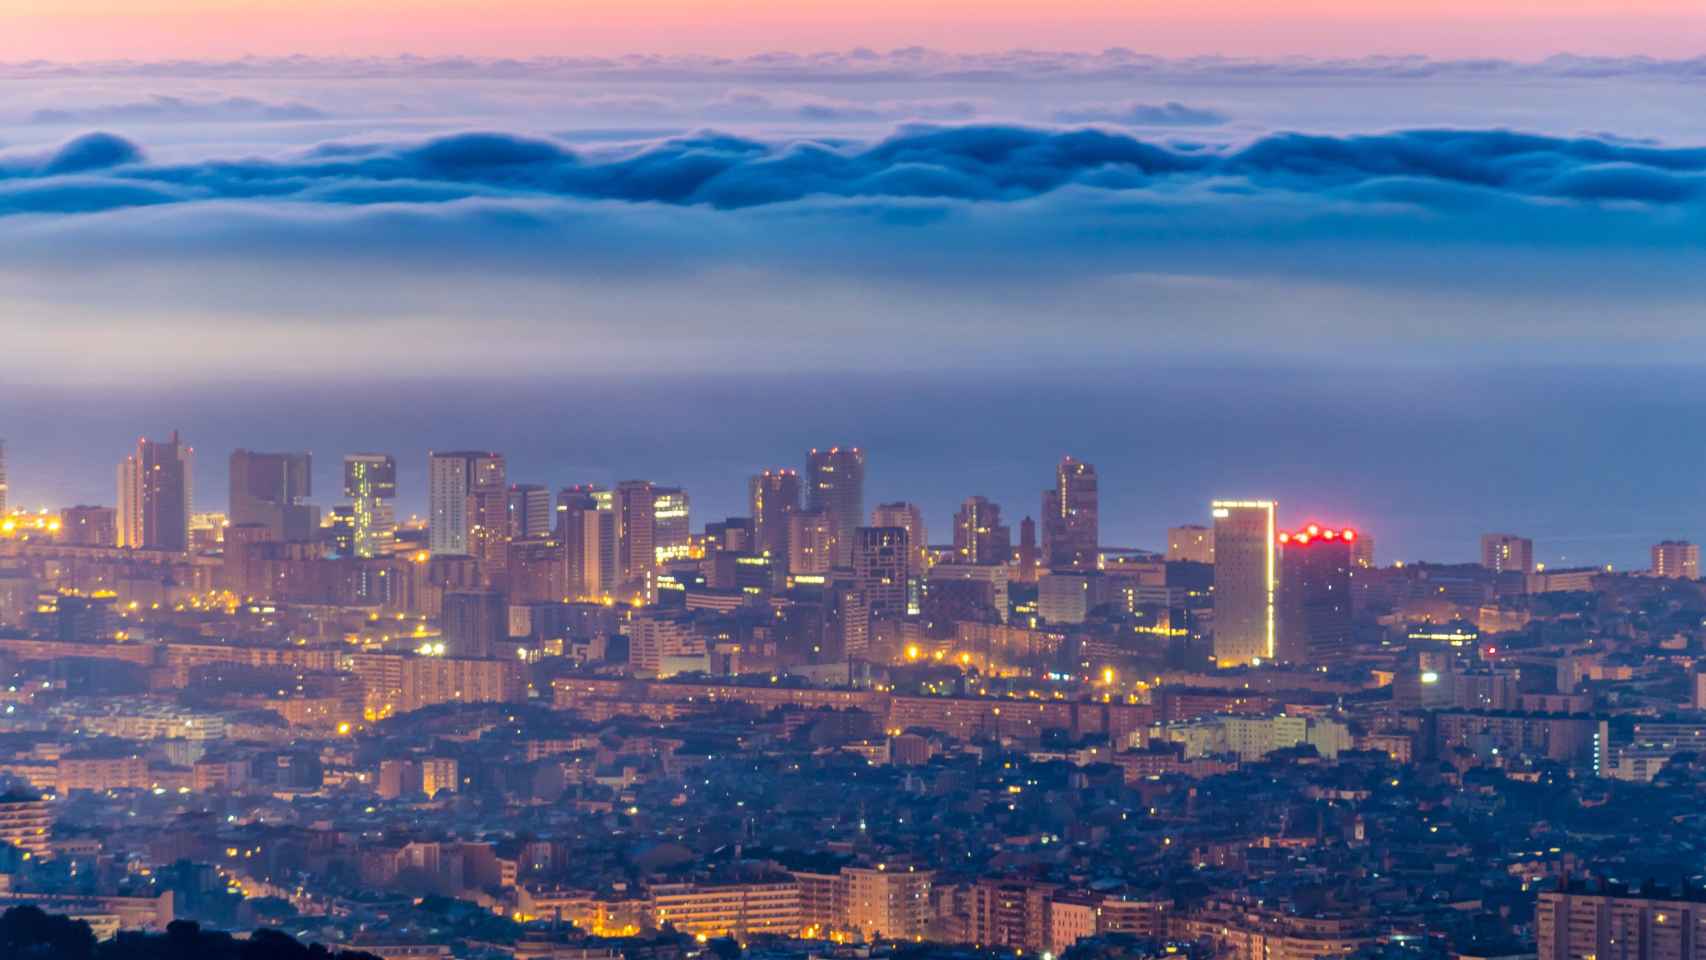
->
[1280, 524, 1361, 546]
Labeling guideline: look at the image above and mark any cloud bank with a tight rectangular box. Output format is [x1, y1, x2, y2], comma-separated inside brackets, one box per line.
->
[4, 125, 1705, 219]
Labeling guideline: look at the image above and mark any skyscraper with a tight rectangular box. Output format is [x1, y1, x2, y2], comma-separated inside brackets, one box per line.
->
[788, 510, 836, 576]
[0, 439, 7, 516]
[427, 451, 504, 556]
[1480, 533, 1534, 574]
[806, 446, 865, 568]
[229, 449, 318, 542]
[953, 496, 1011, 566]
[1042, 457, 1098, 571]
[1166, 525, 1214, 564]
[872, 501, 928, 613]
[507, 483, 552, 540]
[614, 480, 655, 600]
[652, 486, 691, 563]
[343, 453, 397, 559]
[1212, 499, 1276, 666]
[1016, 516, 1040, 583]
[117, 431, 192, 552]
[749, 469, 801, 562]
[556, 485, 615, 600]
[1276, 523, 1356, 666]
[847, 526, 909, 659]
[1652, 540, 1700, 580]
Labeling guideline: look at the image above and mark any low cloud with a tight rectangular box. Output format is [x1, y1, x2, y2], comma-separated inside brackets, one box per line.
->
[27, 94, 328, 124]
[1051, 101, 1227, 126]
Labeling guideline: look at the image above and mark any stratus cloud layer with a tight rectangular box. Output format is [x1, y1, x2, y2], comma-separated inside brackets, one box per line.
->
[5, 125, 1706, 217]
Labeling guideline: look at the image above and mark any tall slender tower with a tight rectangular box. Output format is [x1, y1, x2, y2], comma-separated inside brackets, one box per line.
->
[953, 496, 1010, 565]
[427, 451, 503, 556]
[0, 439, 8, 517]
[117, 432, 192, 551]
[749, 469, 801, 562]
[1042, 457, 1098, 571]
[1211, 499, 1277, 666]
[806, 446, 865, 568]
[614, 480, 656, 601]
[343, 453, 397, 559]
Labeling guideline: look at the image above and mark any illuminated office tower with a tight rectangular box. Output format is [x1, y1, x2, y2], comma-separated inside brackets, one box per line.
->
[953, 496, 1010, 565]
[614, 480, 655, 601]
[1211, 499, 1276, 666]
[1042, 456, 1098, 571]
[872, 501, 927, 615]
[427, 451, 504, 556]
[846, 526, 910, 659]
[749, 469, 801, 561]
[1480, 533, 1534, 574]
[871, 501, 927, 573]
[556, 485, 615, 599]
[343, 453, 397, 559]
[117, 431, 193, 552]
[1276, 523, 1357, 666]
[507, 483, 551, 540]
[1167, 525, 1214, 564]
[806, 446, 865, 568]
[652, 486, 691, 563]
[1652, 540, 1700, 580]
[789, 510, 837, 575]
[229, 449, 317, 542]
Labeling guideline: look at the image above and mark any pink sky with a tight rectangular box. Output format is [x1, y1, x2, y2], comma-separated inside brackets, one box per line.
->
[3, 0, 1705, 60]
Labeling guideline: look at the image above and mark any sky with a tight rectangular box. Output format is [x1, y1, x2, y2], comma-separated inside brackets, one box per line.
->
[2, 9, 1705, 565]
[4, 1, 1706, 59]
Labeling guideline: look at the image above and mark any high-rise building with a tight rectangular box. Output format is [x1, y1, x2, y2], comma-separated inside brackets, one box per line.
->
[229, 449, 317, 542]
[0, 439, 7, 516]
[60, 505, 117, 547]
[788, 510, 837, 576]
[1212, 499, 1276, 666]
[507, 483, 552, 540]
[1166, 525, 1214, 564]
[953, 496, 1011, 566]
[847, 526, 910, 659]
[1276, 523, 1356, 666]
[652, 486, 692, 564]
[442, 590, 506, 658]
[1016, 516, 1040, 583]
[614, 480, 655, 601]
[1042, 457, 1098, 571]
[749, 469, 801, 562]
[806, 446, 865, 568]
[427, 451, 504, 556]
[117, 431, 192, 551]
[1536, 882, 1706, 960]
[1652, 540, 1700, 580]
[556, 485, 615, 600]
[1481, 533, 1534, 574]
[343, 453, 397, 559]
[872, 501, 927, 615]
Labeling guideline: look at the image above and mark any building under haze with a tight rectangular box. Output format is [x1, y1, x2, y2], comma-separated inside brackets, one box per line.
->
[872, 501, 927, 614]
[847, 526, 909, 659]
[0, 439, 7, 516]
[1212, 499, 1276, 666]
[1652, 540, 1700, 580]
[343, 453, 397, 559]
[789, 510, 836, 576]
[117, 431, 192, 552]
[953, 496, 1011, 566]
[750, 469, 801, 562]
[1167, 524, 1214, 564]
[652, 486, 691, 564]
[229, 449, 317, 542]
[556, 485, 615, 600]
[60, 505, 117, 547]
[806, 446, 865, 568]
[1042, 457, 1098, 571]
[507, 483, 551, 540]
[1276, 524, 1356, 667]
[427, 451, 504, 556]
[615, 480, 656, 601]
[1481, 532, 1534, 574]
